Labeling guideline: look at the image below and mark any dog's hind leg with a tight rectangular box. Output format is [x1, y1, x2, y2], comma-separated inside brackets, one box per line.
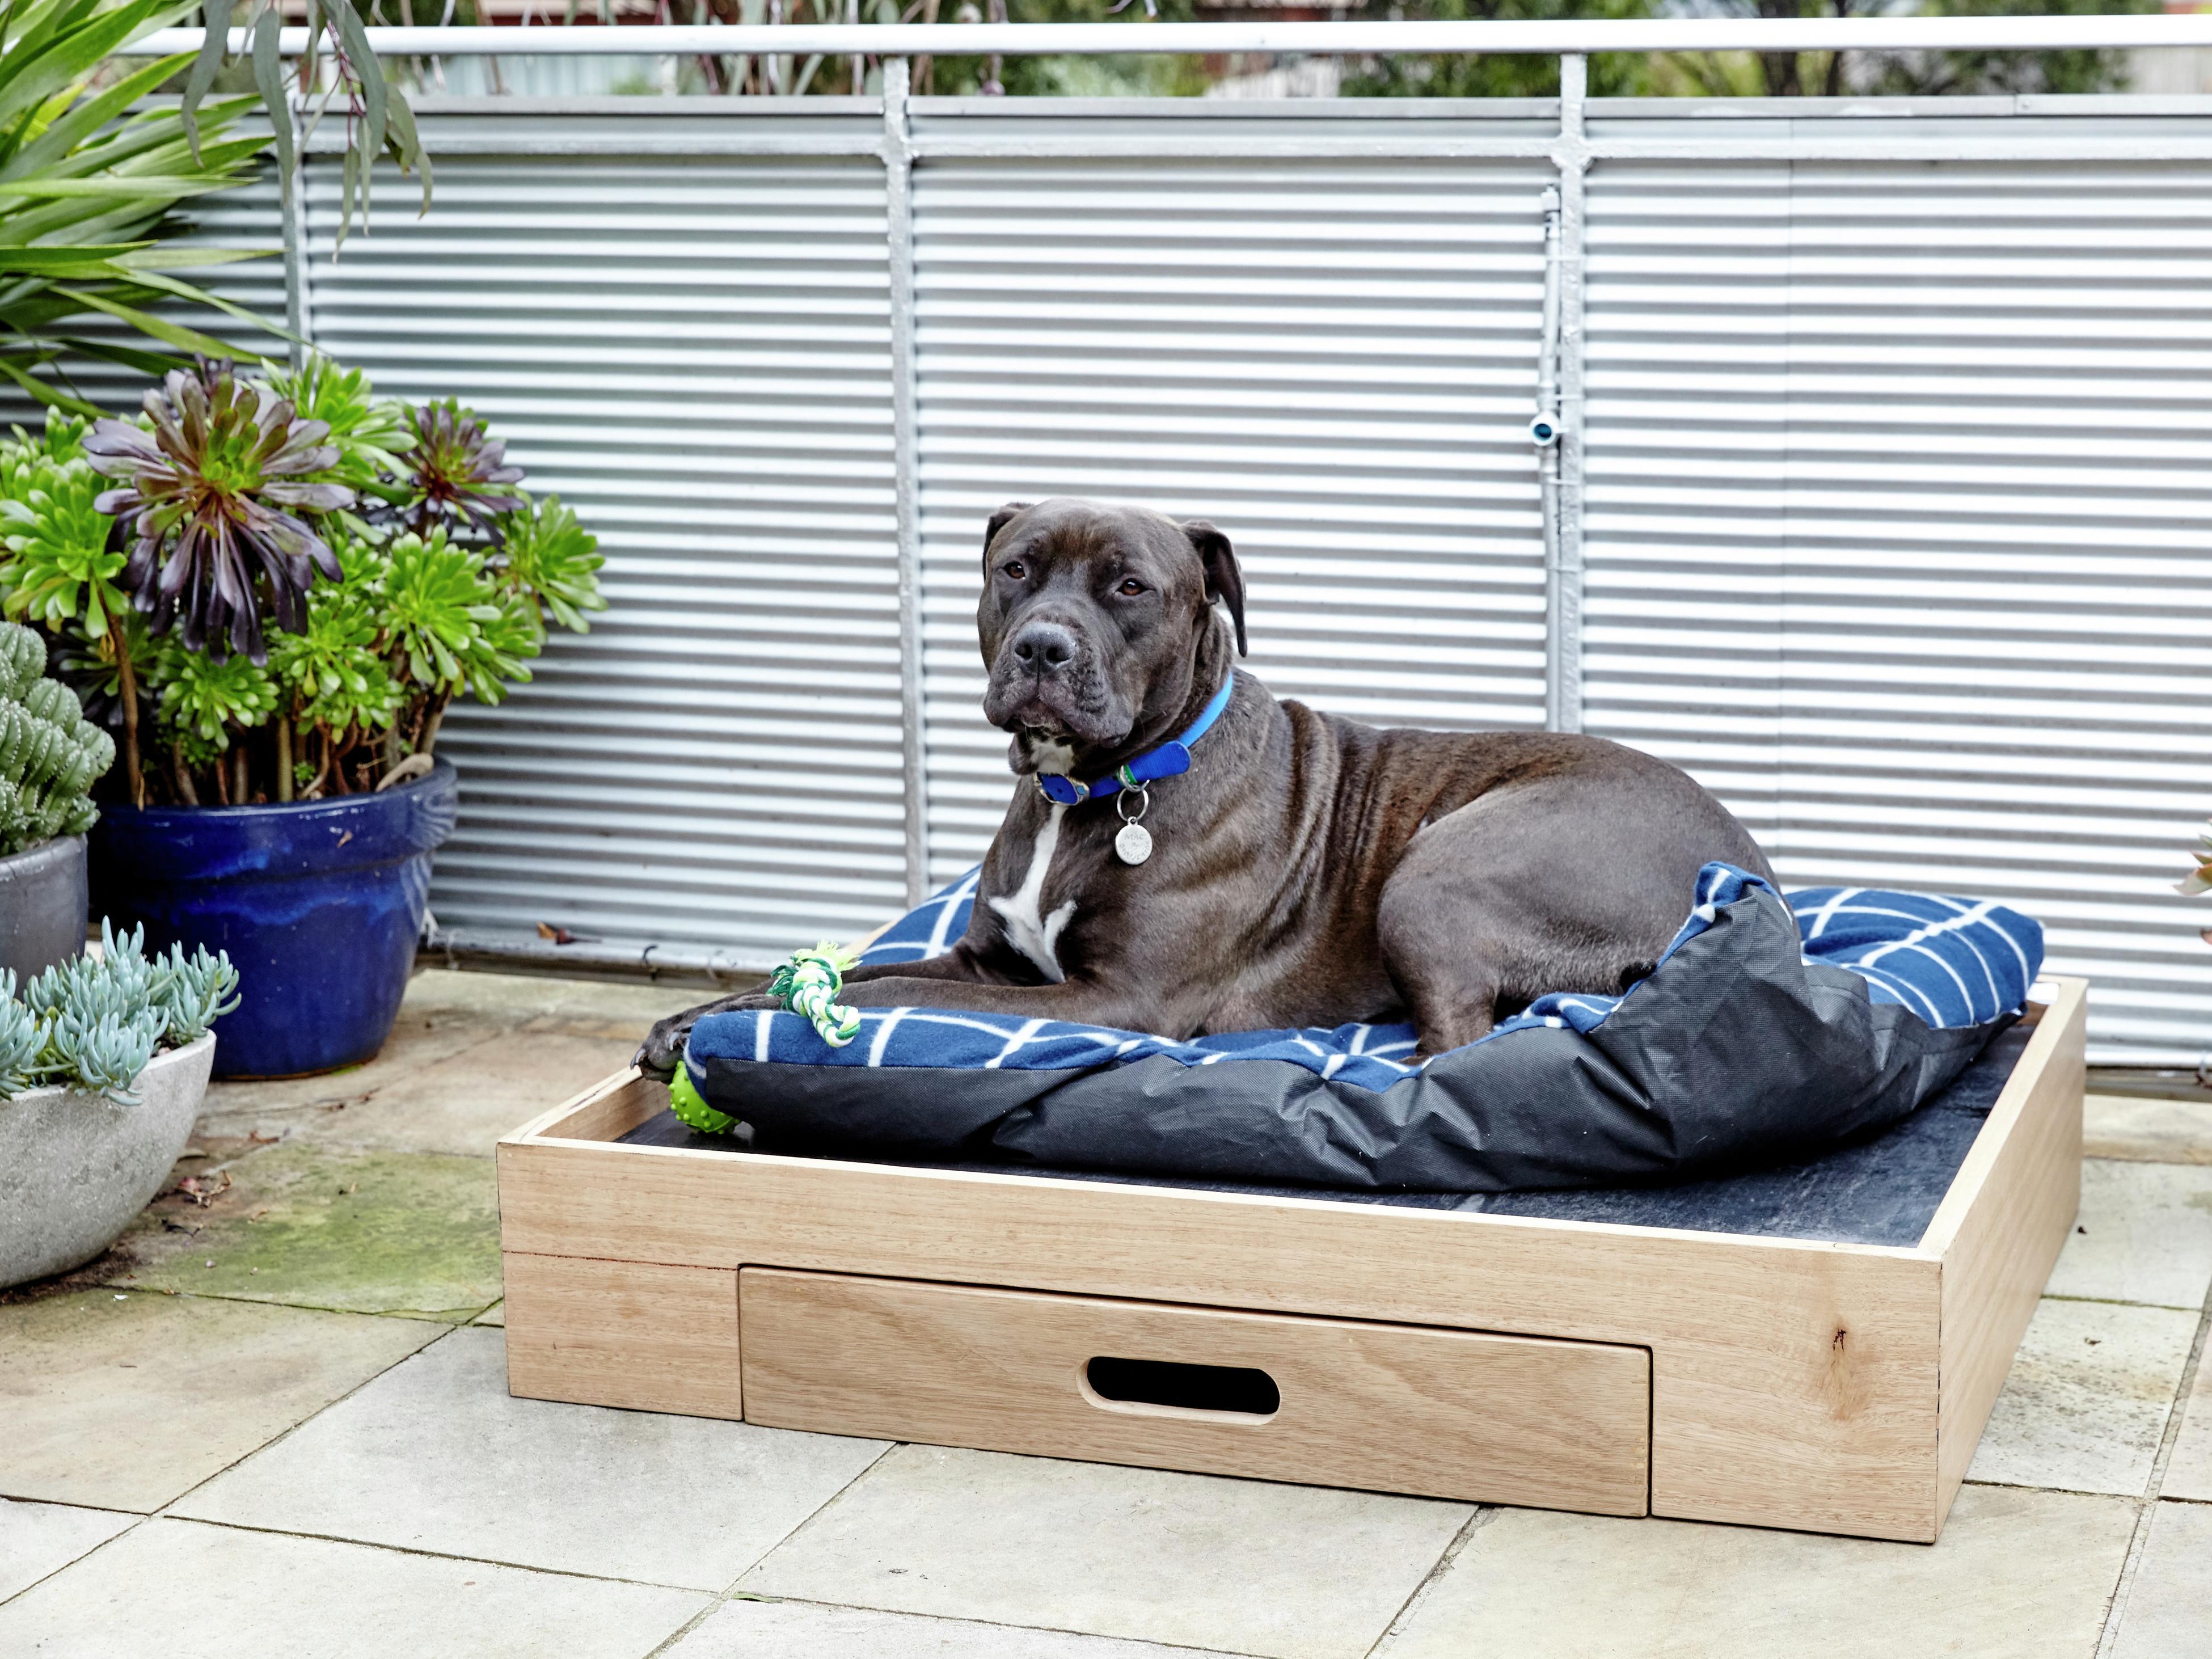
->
[1377, 783, 1692, 1059]
[1375, 856, 1506, 1058]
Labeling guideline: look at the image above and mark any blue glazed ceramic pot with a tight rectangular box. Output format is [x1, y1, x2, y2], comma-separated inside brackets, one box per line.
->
[89, 759, 459, 1079]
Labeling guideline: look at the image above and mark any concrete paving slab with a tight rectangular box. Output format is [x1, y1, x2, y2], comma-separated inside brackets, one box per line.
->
[0, 1291, 434, 1512]
[305, 1031, 640, 1156]
[673, 1598, 1249, 1658]
[1375, 1483, 2133, 1659]
[2161, 1354, 2212, 1504]
[2045, 1160, 2212, 1311]
[405, 966, 704, 1039]
[474, 1299, 505, 1326]
[196, 1002, 513, 1128]
[513, 977, 719, 1042]
[174, 1327, 888, 1592]
[0, 1517, 707, 1659]
[103, 1142, 502, 1320]
[1966, 1298, 2198, 1497]
[2111, 1500, 2212, 1659]
[0, 1498, 136, 1604]
[2084, 1092, 2212, 1167]
[740, 1443, 1473, 1659]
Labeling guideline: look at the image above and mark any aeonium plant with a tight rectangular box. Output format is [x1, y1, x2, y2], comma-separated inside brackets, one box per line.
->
[0, 356, 606, 809]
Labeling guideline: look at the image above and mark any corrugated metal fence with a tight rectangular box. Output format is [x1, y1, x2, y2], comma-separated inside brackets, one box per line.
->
[41, 90, 2212, 1058]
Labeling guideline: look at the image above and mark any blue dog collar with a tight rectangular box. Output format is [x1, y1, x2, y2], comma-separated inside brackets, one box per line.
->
[1035, 674, 1236, 807]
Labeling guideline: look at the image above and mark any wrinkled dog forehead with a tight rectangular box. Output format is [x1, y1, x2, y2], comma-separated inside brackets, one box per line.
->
[987, 500, 1189, 573]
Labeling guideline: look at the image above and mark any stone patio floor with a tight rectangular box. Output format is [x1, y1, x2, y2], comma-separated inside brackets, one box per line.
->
[4, 966, 2211, 1658]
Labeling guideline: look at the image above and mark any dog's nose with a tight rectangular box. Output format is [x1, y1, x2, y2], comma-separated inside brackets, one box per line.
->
[1009, 622, 1078, 673]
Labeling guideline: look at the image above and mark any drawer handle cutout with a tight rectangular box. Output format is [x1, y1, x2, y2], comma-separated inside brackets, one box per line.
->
[1083, 1357, 1280, 1421]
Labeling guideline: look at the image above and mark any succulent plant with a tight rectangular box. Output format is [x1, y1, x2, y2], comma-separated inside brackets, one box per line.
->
[0, 621, 115, 856]
[267, 556, 405, 738]
[379, 530, 541, 705]
[498, 495, 607, 636]
[0, 455, 128, 638]
[391, 400, 525, 543]
[154, 640, 280, 752]
[12, 356, 606, 807]
[4, 922, 239, 1104]
[260, 356, 411, 497]
[85, 361, 356, 665]
[0, 414, 90, 499]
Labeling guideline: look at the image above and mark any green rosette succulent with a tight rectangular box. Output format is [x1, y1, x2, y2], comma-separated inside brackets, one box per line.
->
[267, 551, 405, 736]
[379, 530, 541, 706]
[260, 356, 411, 497]
[154, 641, 279, 753]
[0, 456, 128, 638]
[499, 494, 606, 637]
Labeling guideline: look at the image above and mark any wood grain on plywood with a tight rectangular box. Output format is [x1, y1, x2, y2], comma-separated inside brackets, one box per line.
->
[503, 1069, 667, 1147]
[1931, 979, 2087, 1526]
[740, 1268, 1651, 1516]
[503, 1251, 742, 1420]
[501, 1126, 1939, 1537]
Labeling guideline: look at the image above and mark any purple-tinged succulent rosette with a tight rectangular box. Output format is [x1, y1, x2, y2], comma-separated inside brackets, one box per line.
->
[85, 363, 356, 664]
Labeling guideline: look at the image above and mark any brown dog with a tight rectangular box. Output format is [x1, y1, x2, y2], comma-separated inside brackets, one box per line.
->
[639, 498, 1773, 1071]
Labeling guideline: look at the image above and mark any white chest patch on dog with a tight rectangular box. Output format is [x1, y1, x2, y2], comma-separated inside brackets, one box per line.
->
[988, 804, 1079, 983]
[1025, 733, 1078, 777]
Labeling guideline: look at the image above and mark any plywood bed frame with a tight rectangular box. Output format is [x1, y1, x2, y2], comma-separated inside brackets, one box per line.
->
[496, 975, 2086, 1544]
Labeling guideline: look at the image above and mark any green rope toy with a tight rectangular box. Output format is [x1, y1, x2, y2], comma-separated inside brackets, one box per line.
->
[662, 940, 865, 1137]
[770, 941, 864, 1048]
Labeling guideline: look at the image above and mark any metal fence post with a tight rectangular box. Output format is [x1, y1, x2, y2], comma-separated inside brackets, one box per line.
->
[282, 96, 313, 372]
[884, 58, 930, 906]
[1544, 52, 1589, 735]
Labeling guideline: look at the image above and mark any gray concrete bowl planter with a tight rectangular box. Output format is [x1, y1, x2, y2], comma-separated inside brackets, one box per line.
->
[0, 1033, 216, 1290]
[0, 833, 88, 984]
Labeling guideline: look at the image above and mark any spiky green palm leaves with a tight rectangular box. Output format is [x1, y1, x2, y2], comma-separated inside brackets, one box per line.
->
[0, 0, 429, 410]
[0, 618, 115, 854]
[85, 361, 355, 664]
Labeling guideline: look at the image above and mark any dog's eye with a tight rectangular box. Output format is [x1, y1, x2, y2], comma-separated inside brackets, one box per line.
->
[1117, 579, 1147, 597]
[1001, 560, 1026, 581]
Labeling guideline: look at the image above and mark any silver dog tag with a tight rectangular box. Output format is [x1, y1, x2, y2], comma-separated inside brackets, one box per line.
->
[1115, 822, 1154, 866]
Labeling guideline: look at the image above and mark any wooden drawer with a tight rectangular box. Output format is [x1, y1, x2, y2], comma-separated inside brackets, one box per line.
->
[739, 1267, 1650, 1516]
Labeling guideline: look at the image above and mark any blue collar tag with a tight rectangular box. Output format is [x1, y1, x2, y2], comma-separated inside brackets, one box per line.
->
[1034, 677, 1232, 807]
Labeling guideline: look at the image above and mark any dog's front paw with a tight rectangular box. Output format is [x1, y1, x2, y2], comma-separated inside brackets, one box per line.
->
[634, 991, 787, 1078]
[635, 1010, 698, 1079]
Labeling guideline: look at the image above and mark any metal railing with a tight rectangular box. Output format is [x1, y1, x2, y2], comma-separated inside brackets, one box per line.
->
[114, 14, 2212, 57]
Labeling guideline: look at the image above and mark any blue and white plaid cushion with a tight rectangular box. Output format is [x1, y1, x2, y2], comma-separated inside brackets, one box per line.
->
[689, 864, 2043, 1090]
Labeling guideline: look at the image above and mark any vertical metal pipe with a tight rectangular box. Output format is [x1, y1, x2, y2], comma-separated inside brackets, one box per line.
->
[1535, 181, 1561, 729]
[884, 59, 931, 906]
[1544, 52, 1589, 734]
[282, 96, 313, 372]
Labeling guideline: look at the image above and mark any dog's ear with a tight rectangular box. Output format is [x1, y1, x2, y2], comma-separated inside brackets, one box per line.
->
[1183, 520, 1247, 657]
[983, 503, 1031, 560]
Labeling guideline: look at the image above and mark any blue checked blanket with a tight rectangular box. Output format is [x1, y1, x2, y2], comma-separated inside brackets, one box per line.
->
[696, 865, 2041, 1092]
[683, 864, 2044, 1192]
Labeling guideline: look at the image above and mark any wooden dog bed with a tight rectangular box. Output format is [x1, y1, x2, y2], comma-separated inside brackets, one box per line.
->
[496, 976, 2084, 1543]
